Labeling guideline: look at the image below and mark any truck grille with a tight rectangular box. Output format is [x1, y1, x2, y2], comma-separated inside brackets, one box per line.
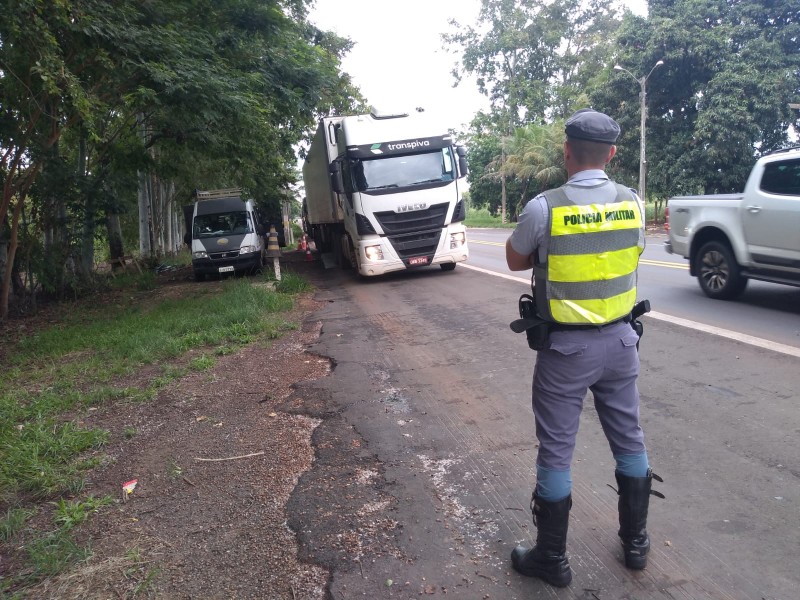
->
[373, 203, 449, 235]
[388, 230, 442, 260]
[209, 250, 240, 259]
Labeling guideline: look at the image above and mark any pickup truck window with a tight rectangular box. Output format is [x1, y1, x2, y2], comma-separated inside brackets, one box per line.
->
[760, 159, 800, 196]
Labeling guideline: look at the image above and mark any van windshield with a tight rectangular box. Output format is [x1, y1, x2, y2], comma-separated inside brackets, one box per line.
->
[352, 148, 455, 192]
[194, 211, 253, 238]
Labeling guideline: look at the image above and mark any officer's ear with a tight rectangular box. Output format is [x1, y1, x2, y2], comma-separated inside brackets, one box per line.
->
[606, 145, 617, 163]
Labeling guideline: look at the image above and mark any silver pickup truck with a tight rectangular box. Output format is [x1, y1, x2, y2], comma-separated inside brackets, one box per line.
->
[665, 146, 800, 299]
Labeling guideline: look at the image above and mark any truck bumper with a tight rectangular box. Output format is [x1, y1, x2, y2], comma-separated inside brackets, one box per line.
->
[355, 225, 469, 277]
[663, 240, 674, 254]
[192, 252, 262, 276]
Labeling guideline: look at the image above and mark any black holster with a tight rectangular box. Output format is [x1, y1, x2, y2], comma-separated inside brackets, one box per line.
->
[518, 294, 550, 351]
[629, 299, 651, 350]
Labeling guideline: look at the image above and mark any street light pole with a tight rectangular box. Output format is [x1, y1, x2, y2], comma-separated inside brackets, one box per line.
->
[614, 60, 664, 201]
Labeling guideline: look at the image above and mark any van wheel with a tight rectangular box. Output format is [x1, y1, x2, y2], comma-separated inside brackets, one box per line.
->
[694, 241, 747, 299]
[440, 263, 457, 271]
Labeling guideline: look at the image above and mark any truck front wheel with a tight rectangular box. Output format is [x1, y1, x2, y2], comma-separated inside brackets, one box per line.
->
[345, 235, 359, 271]
[694, 241, 747, 299]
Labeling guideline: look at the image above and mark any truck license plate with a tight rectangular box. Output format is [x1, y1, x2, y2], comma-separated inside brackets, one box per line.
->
[218, 266, 234, 273]
[408, 256, 428, 266]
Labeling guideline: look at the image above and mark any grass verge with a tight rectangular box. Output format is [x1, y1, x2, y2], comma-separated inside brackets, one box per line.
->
[0, 269, 313, 593]
[464, 206, 517, 228]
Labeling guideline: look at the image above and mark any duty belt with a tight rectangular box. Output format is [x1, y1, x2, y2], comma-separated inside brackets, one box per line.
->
[547, 315, 631, 332]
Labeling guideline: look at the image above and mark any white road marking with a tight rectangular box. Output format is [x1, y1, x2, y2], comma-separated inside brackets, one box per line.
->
[459, 263, 800, 358]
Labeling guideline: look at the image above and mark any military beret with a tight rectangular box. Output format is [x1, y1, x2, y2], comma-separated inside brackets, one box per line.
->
[565, 108, 620, 144]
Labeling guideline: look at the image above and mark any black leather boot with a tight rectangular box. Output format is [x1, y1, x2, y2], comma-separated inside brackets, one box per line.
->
[615, 469, 664, 570]
[511, 492, 572, 587]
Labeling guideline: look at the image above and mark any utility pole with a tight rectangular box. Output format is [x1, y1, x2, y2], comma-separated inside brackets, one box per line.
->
[614, 60, 665, 201]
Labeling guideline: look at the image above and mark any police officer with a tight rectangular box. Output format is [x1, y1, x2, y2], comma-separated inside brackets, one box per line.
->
[505, 108, 660, 587]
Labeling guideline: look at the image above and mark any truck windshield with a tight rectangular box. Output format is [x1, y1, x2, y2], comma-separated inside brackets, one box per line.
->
[353, 148, 455, 191]
[193, 211, 253, 238]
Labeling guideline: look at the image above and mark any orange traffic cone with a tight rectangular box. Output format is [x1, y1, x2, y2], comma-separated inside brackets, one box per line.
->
[298, 235, 307, 252]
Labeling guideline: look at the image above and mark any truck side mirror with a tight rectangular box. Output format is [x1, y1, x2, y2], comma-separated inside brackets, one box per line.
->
[329, 162, 344, 194]
[183, 232, 191, 246]
[456, 146, 469, 178]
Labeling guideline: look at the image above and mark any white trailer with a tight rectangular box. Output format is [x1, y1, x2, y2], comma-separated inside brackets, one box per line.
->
[302, 108, 469, 276]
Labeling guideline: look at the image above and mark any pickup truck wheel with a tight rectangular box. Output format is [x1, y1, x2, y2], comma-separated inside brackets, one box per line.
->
[695, 241, 747, 299]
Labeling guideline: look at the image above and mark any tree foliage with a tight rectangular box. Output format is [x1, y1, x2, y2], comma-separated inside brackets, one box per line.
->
[463, 118, 565, 219]
[595, 0, 799, 197]
[445, 0, 622, 220]
[445, 0, 622, 126]
[0, 0, 363, 317]
[454, 0, 799, 217]
[499, 122, 566, 217]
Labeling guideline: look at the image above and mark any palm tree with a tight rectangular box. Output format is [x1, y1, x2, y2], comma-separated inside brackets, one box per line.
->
[498, 122, 567, 218]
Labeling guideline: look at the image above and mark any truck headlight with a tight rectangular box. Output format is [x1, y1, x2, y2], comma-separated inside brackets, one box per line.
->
[450, 232, 466, 249]
[239, 245, 256, 255]
[365, 245, 383, 261]
[193, 250, 208, 259]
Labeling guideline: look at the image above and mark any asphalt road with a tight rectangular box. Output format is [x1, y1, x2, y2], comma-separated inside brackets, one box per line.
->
[466, 228, 800, 352]
[289, 242, 799, 600]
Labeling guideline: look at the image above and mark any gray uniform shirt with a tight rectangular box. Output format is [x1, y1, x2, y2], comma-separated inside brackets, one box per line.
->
[508, 169, 645, 267]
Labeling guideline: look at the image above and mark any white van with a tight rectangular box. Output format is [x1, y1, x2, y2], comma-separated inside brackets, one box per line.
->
[183, 189, 266, 281]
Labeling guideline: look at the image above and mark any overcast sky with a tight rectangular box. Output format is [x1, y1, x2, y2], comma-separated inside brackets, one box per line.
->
[308, 0, 648, 132]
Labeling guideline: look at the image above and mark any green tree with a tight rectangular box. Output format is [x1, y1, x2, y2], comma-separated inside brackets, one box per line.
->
[462, 117, 565, 220]
[464, 126, 506, 216]
[594, 0, 799, 201]
[499, 122, 566, 217]
[0, 0, 362, 317]
[445, 0, 621, 123]
[445, 0, 621, 221]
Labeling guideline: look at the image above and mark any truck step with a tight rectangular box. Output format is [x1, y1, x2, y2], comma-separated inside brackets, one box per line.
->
[321, 253, 338, 269]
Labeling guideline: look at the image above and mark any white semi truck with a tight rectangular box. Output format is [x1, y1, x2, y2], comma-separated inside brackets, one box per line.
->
[302, 108, 469, 276]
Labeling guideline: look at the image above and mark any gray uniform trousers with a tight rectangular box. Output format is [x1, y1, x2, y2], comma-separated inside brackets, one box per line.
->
[532, 320, 645, 471]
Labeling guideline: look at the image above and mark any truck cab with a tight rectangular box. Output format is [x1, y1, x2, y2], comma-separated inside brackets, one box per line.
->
[302, 109, 469, 276]
[184, 189, 266, 281]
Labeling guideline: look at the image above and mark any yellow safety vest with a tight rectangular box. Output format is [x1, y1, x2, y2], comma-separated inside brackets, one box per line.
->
[533, 182, 644, 324]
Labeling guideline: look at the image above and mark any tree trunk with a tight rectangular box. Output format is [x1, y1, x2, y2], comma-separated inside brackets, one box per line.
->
[44, 141, 71, 297]
[106, 211, 124, 270]
[165, 181, 175, 254]
[157, 180, 165, 255]
[137, 114, 152, 258]
[78, 129, 96, 274]
[1, 198, 24, 320]
[500, 171, 507, 224]
[0, 226, 7, 304]
[138, 169, 152, 258]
